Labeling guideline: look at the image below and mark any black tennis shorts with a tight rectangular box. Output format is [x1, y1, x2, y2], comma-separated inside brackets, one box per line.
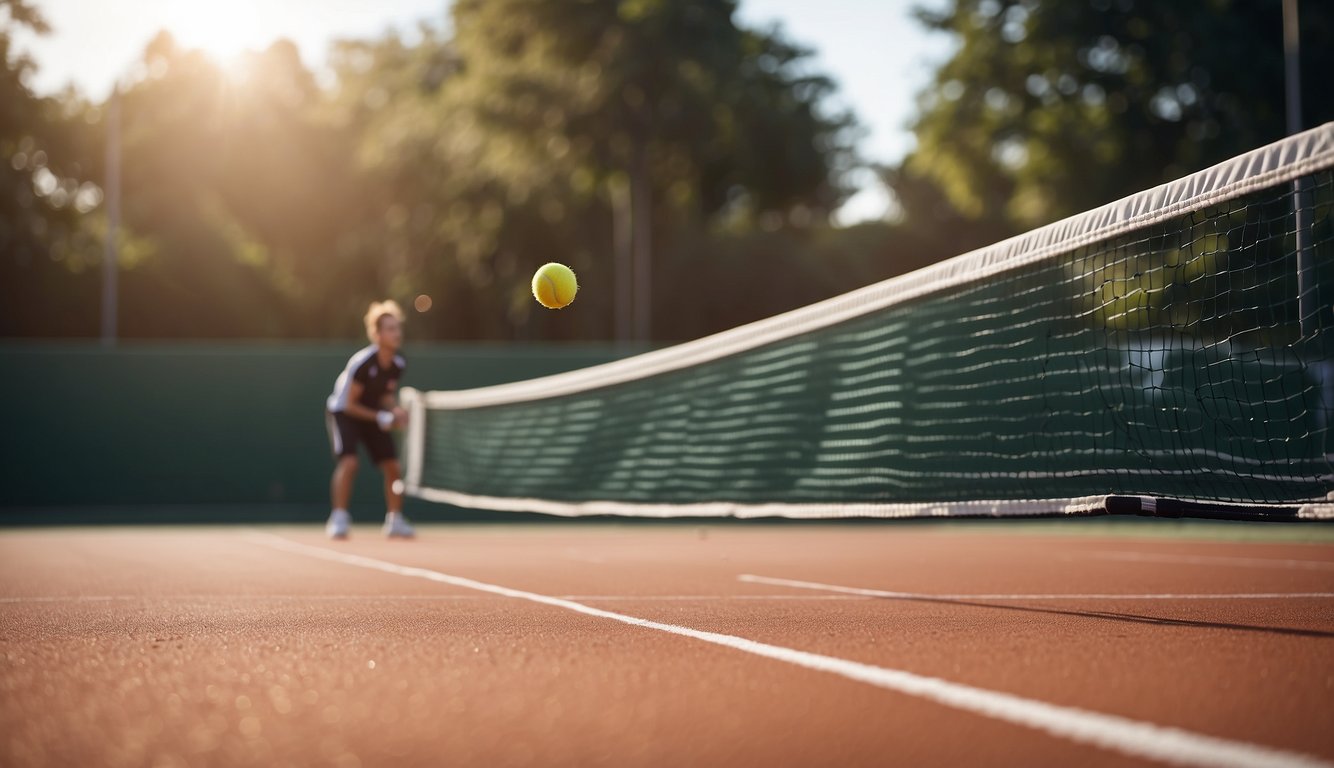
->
[326, 410, 397, 463]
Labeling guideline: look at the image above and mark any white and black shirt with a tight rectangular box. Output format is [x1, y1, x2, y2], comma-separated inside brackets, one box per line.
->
[326, 345, 406, 413]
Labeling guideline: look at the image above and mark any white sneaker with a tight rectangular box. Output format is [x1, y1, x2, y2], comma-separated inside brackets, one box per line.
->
[326, 509, 351, 540]
[382, 512, 415, 539]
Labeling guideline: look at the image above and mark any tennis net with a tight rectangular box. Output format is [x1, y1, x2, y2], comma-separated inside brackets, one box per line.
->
[402, 124, 1334, 521]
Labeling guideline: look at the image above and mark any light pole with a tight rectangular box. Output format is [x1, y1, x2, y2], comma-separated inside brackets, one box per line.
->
[612, 177, 633, 346]
[630, 136, 652, 345]
[1284, 0, 1313, 336]
[101, 85, 121, 347]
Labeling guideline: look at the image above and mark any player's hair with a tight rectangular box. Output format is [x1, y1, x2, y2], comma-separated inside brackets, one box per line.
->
[364, 300, 405, 341]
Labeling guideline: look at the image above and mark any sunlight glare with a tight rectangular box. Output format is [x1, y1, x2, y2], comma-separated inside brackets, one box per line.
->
[163, 1, 275, 63]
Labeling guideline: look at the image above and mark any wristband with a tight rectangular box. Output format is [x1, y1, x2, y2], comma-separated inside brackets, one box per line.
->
[376, 410, 395, 431]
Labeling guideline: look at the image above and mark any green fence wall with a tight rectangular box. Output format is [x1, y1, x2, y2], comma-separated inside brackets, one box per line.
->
[0, 342, 625, 520]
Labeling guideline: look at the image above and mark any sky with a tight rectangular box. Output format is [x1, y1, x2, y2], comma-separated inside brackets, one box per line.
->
[12, 0, 953, 224]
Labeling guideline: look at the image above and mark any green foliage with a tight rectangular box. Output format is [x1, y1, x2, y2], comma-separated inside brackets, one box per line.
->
[325, 0, 858, 340]
[6, 0, 1326, 343]
[901, 0, 1334, 231]
[0, 0, 101, 335]
[887, 0, 1334, 346]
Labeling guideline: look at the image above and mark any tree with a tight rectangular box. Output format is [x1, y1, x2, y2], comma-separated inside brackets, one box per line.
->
[0, 0, 100, 336]
[433, 0, 858, 340]
[3, 1, 864, 342]
[898, 0, 1334, 234]
[324, 23, 549, 341]
[891, 0, 1334, 345]
[80, 33, 373, 338]
[322, 1, 857, 342]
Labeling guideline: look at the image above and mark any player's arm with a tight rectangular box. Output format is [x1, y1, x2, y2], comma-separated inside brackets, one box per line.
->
[341, 381, 397, 429]
[381, 393, 408, 428]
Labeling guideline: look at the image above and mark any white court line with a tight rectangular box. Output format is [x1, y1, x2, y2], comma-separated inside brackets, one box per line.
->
[1078, 551, 1334, 571]
[738, 575, 1334, 601]
[0, 595, 489, 603]
[0, 594, 864, 604]
[0, 595, 143, 603]
[250, 533, 1330, 768]
[560, 594, 862, 601]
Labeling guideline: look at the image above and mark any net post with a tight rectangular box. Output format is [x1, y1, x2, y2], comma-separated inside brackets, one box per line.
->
[400, 387, 426, 495]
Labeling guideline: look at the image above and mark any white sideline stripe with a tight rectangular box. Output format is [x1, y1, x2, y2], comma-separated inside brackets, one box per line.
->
[737, 575, 1334, 601]
[1083, 551, 1334, 571]
[0, 595, 144, 603]
[0, 594, 867, 604]
[0, 594, 492, 603]
[251, 534, 1330, 768]
[560, 595, 861, 601]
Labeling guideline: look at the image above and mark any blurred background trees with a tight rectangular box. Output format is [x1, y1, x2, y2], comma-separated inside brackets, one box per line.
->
[0, 0, 101, 336]
[2, 0, 1331, 342]
[898, 0, 1334, 240]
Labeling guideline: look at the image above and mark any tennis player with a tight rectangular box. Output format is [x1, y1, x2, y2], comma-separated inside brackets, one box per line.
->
[324, 300, 415, 539]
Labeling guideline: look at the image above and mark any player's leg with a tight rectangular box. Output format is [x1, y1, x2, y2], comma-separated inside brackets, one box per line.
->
[331, 455, 358, 509]
[326, 412, 360, 539]
[366, 428, 414, 538]
[381, 459, 404, 514]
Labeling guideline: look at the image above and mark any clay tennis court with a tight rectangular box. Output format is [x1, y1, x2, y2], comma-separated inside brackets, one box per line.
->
[3, 523, 1333, 767]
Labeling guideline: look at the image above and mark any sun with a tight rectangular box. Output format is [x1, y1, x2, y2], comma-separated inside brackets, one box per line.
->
[163, 1, 276, 63]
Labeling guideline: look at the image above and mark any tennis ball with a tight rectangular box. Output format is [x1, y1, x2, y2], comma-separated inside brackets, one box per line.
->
[532, 262, 578, 309]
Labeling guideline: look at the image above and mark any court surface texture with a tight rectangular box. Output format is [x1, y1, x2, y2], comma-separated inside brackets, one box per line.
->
[3, 523, 1333, 767]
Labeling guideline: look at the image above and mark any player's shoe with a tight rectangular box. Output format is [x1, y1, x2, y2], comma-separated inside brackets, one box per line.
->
[383, 512, 415, 539]
[326, 509, 351, 540]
